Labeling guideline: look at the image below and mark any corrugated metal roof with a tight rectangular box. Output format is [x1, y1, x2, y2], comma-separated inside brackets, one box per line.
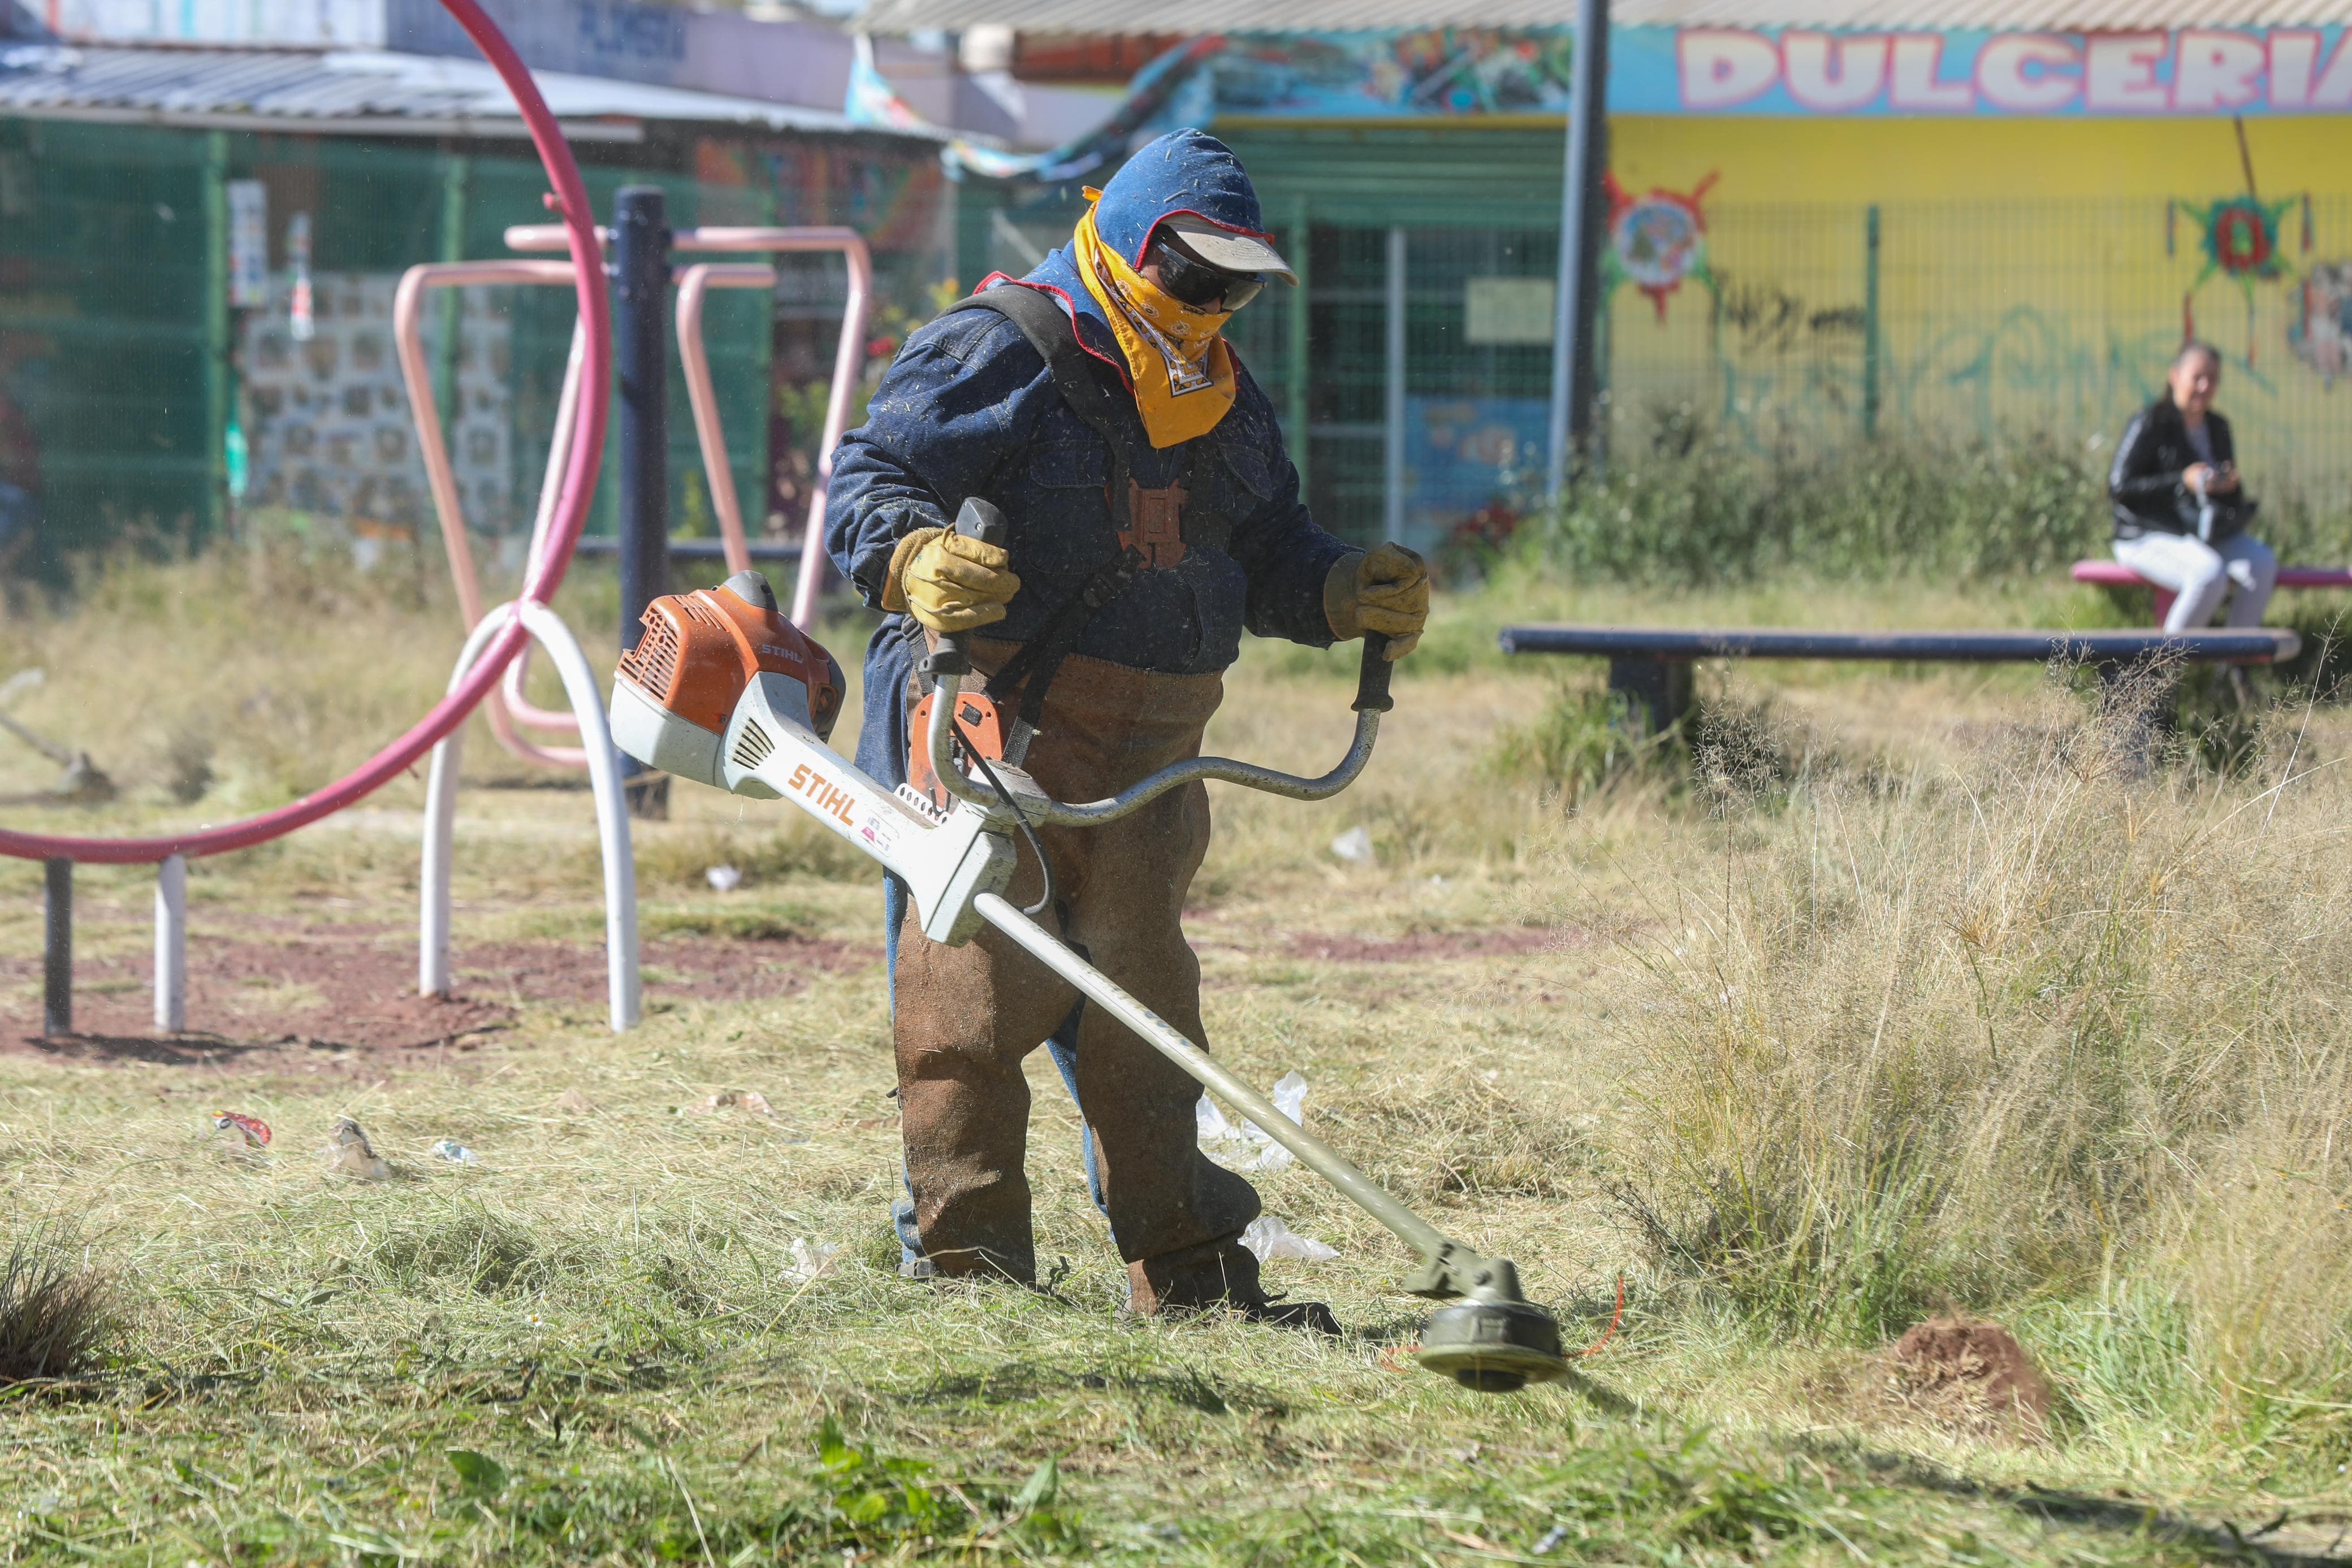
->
[857, 0, 2352, 32]
[0, 44, 950, 138]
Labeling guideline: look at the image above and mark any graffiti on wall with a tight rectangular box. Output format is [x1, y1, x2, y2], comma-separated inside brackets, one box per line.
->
[1605, 172, 1719, 321]
[2170, 192, 2308, 357]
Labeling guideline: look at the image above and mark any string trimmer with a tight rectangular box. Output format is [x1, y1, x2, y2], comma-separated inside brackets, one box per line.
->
[607, 501, 1571, 1392]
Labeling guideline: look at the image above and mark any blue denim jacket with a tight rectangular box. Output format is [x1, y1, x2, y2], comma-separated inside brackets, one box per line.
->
[824, 137, 1352, 787]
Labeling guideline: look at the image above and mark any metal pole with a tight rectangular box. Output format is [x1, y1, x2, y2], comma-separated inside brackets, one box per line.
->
[613, 186, 672, 820]
[42, 857, 70, 1038]
[1383, 225, 1407, 542]
[1546, 0, 1610, 504]
[1862, 203, 1882, 440]
[976, 891, 1452, 1261]
[155, 854, 186, 1033]
[1286, 194, 1311, 494]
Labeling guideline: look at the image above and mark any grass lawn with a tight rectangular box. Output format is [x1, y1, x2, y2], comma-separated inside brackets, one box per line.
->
[0, 551, 2346, 1563]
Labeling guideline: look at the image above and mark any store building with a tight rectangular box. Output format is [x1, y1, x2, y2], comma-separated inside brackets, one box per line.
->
[858, 1, 2352, 552]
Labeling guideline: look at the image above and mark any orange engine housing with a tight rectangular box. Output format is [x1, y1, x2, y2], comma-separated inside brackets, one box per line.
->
[616, 579, 844, 742]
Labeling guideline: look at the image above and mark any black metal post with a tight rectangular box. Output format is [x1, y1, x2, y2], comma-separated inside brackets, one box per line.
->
[1607, 656, 1693, 737]
[42, 857, 71, 1038]
[1545, 0, 1610, 500]
[614, 185, 672, 820]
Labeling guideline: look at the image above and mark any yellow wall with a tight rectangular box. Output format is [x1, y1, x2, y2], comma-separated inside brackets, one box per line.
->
[1597, 116, 2352, 494]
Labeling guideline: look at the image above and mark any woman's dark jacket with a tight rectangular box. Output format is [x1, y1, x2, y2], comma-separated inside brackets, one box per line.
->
[2109, 395, 2241, 540]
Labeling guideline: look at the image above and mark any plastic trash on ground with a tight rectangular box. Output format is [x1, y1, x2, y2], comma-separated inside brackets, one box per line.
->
[1197, 1071, 1308, 1173]
[431, 1140, 478, 1164]
[1240, 1215, 1338, 1263]
[1329, 825, 1374, 865]
[688, 1090, 775, 1116]
[323, 1117, 392, 1181]
[213, 1110, 271, 1149]
[784, 1238, 840, 1283]
[706, 865, 743, 893]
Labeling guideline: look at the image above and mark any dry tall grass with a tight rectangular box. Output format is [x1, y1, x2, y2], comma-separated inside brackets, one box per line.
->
[1570, 677, 2352, 1477]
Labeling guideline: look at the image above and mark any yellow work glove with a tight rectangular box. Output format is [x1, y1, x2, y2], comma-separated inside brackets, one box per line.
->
[1323, 542, 1429, 660]
[882, 525, 1021, 634]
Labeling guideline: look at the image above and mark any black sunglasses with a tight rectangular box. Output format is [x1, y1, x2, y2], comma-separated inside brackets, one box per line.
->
[1147, 232, 1265, 312]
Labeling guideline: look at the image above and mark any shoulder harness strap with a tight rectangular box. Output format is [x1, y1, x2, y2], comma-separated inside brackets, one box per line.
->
[943, 288, 1148, 765]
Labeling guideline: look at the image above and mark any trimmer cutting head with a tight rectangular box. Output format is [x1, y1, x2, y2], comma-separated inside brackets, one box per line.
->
[1411, 1257, 1573, 1393]
[609, 570, 844, 791]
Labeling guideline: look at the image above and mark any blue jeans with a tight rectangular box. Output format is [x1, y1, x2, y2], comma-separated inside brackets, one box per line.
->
[885, 873, 1108, 1270]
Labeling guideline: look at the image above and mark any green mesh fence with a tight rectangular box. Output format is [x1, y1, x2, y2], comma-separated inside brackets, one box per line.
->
[966, 175, 2352, 558]
[0, 118, 953, 577]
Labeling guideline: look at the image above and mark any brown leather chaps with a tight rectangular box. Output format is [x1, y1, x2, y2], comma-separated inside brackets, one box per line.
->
[892, 639, 1266, 1312]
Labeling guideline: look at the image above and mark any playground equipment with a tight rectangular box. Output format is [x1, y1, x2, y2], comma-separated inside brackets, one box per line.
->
[0, 0, 621, 1036]
[395, 221, 872, 769]
[607, 500, 1575, 1394]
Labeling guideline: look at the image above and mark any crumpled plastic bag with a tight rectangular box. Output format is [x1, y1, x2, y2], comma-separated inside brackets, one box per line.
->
[1240, 1215, 1338, 1263]
[1197, 1071, 1307, 1173]
[784, 1238, 840, 1283]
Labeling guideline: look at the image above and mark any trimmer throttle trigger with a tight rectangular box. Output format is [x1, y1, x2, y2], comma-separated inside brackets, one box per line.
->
[1353, 630, 1395, 713]
[927, 497, 1012, 680]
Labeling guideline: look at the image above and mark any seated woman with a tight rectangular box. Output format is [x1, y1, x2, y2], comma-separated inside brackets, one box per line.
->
[2109, 341, 2276, 633]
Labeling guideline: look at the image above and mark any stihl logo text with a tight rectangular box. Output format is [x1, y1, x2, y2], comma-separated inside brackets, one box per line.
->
[785, 763, 857, 828]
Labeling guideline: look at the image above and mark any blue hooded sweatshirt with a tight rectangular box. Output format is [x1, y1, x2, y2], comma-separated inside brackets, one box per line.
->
[824, 129, 1354, 790]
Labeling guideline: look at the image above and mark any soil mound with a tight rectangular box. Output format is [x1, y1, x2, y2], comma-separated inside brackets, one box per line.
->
[1891, 1316, 2053, 1430]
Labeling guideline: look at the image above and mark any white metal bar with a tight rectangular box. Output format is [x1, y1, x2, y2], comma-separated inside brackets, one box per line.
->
[421, 609, 509, 1000]
[519, 600, 641, 1032]
[153, 853, 185, 1032]
[420, 602, 639, 1031]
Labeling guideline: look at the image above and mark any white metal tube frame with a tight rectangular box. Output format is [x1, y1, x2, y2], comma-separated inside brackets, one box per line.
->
[504, 224, 875, 630]
[423, 600, 641, 1032]
[154, 852, 186, 1032]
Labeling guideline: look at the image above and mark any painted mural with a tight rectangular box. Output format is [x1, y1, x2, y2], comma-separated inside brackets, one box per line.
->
[1605, 173, 1719, 322]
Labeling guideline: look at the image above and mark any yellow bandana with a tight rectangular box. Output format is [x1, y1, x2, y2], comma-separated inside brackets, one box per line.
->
[1072, 192, 1238, 449]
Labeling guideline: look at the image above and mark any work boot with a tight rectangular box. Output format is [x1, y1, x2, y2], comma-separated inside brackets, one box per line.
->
[1127, 1245, 1342, 1336]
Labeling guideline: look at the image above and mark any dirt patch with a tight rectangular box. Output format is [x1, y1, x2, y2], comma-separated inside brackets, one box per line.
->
[1283, 927, 1573, 964]
[0, 927, 878, 1064]
[1815, 1316, 2053, 1441]
[1892, 1316, 2053, 1424]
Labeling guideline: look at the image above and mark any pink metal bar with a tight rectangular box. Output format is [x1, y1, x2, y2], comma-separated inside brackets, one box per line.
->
[676, 263, 776, 578]
[508, 227, 872, 627]
[0, 0, 611, 864]
[501, 321, 589, 738]
[393, 259, 589, 767]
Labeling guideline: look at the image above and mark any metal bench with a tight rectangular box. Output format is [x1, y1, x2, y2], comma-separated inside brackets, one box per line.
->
[1497, 624, 2303, 732]
[2072, 558, 2352, 623]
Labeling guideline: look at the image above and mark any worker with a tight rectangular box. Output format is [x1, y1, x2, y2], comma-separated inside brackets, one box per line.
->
[824, 129, 1427, 1328]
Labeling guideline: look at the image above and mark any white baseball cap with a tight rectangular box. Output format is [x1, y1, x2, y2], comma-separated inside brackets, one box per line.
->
[1158, 214, 1297, 285]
